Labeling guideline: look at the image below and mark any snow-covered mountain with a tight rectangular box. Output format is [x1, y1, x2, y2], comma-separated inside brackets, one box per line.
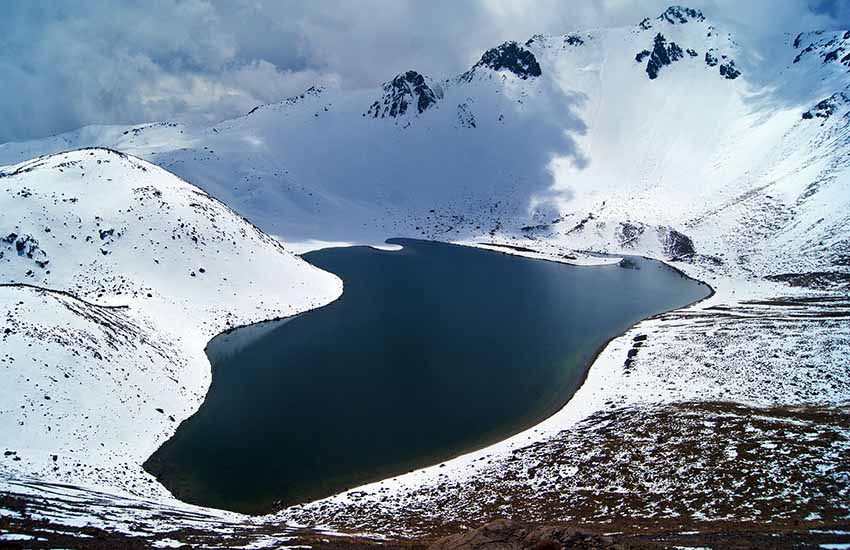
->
[1, 4, 849, 545]
[1, 5, 847, 285]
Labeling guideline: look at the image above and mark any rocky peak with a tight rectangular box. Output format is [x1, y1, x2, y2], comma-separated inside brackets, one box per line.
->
[366, 70, 442, 119]
[639, 6, 705, 29]
[473, 41, 542, 79]
[658, 5, 705, 24]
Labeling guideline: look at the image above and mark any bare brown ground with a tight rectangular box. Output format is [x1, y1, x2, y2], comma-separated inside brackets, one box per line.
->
[4, 402, 848, 549]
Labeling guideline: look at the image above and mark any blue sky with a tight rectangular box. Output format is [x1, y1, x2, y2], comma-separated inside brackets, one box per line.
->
[1, 0, 847, 143]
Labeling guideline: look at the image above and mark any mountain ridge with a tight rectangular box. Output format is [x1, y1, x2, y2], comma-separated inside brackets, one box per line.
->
[0, 7, 847, 287]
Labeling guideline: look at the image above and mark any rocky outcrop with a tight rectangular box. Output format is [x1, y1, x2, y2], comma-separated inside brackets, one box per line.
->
[658, 226, 696, 259]
[639, 6, 705, 30]
[1, 232, 49, 274]
[564, 34, 585, 46]
[473, 41, 542, 79]
[792, 30, 850, 66]
[612, 223, 695, 259]
[616, 222, 646, 248]
[366, 71, 442, 118]
[456, 103, 476, 128]
[704, 48, 741, 79]
[802, 91, 850, 120]
[719, 60, 741, 79]
[635, 12, 741, 81]
[657, 5, 705, 24]
[641, 33, 684, 79]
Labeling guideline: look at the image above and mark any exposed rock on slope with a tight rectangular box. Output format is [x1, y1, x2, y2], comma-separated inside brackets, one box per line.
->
[803, 90, 850, 120]
[793, 30, 850, 65]
[367, 71, 442, 118]
[641, 33, 685, 79]
[471, 41, 542, 79]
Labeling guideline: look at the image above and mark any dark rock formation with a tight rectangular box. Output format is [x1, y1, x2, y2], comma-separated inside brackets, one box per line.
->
[719, 60, 741, 79]
[366, 71, 441, 118]
[658, 226, 696, 259]
[658, 5, 705, 24]
[643, 33, 684, 79]
[565, 34, 585, 46]
[456, 103, 476, 128]
[802, 91, 850, 120]
[794, 44, 815, 64]
[704, 49, 742, 79]
[473, 41, 542, 79]
[616, 222, 646, 248]
[791, 30, 850, 65]
[824, 49, 842, 63]
[1, 232, 49, 272]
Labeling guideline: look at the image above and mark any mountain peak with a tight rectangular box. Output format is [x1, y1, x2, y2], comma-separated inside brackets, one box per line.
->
[658, 5, 706, 24]
[473, 41, 542, 79]
[366, 70, 442, 119]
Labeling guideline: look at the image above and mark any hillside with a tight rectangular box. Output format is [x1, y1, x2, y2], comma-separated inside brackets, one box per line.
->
[0, 149, 341, 541]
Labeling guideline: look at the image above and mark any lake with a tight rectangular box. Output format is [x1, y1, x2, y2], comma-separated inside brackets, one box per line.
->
[144, 239, 711, 513]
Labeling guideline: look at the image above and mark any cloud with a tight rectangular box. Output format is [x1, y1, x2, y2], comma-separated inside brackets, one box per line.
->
[0, 0, 846, 143]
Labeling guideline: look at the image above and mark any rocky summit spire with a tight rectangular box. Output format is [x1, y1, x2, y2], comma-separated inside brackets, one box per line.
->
[473, 41, 542, 79]
[366, 70, 442, 119]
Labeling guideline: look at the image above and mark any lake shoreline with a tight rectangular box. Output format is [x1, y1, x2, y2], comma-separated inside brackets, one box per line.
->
[145, 238, 713, 515]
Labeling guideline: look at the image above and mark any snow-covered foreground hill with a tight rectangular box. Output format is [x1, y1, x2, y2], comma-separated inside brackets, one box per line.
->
[1, 4, 849, 546]
[0, 149, 341, 543]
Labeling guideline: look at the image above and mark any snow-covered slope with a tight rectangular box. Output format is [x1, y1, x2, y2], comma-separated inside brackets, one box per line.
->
[0, 148, 341, 502]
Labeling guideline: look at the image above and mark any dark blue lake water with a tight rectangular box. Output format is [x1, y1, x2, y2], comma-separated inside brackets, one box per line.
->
[144, 239, 711, 513]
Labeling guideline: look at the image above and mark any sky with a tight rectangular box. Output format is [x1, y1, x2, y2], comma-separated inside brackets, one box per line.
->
[1, 0, 848, 144]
